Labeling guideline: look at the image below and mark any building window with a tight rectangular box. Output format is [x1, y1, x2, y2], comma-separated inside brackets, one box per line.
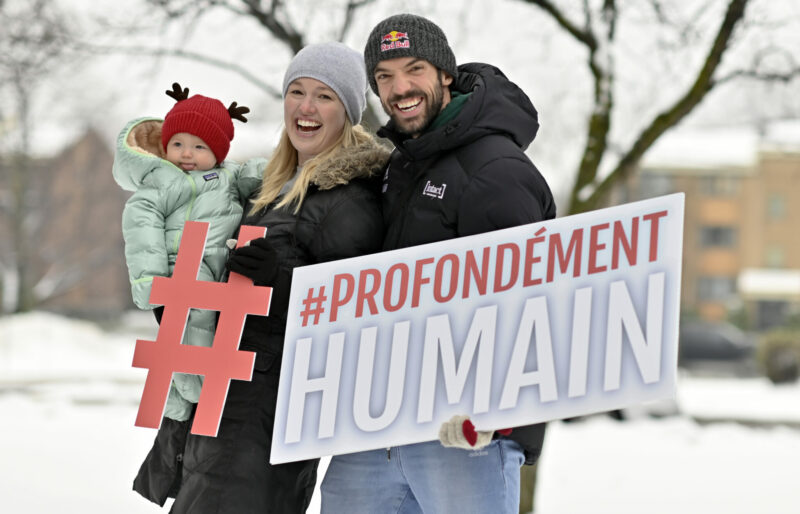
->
[767, 194, 786, 220]
[697, 276, 737, 301]
[638, 174, 674, 198]
[765, 245, 785, 268]
[699, 175, 739, 196]
[757, 300, 789, 331]
[699, 226, 737, 247]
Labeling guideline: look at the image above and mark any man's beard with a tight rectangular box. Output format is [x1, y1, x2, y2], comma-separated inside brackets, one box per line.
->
[382, 73, 445, 137]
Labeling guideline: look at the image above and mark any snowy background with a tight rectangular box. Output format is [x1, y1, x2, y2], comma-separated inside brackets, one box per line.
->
[3, 0, 800, 512]
[1, 311, 799, 513]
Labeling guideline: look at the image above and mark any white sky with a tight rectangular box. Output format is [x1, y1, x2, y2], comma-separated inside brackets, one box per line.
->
[6, 0, 799, 207]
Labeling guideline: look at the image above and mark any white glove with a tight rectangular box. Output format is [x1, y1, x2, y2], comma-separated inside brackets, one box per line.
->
[438, 415, 494, 450]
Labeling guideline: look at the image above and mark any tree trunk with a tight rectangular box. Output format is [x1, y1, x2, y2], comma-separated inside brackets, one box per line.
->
[12, 79, 34, 312]
[519, 463, 538, 513]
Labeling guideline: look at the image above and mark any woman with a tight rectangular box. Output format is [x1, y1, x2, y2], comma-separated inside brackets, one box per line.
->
[168, 42, 389, 513]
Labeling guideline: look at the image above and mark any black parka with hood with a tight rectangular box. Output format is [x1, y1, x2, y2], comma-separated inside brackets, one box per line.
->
[134, 137, 390, 512]
[379, 62, 555, 465]
[238, 138, 390, 372]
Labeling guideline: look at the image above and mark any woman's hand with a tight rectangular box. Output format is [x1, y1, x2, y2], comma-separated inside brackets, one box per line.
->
[226, 237, 279, 286]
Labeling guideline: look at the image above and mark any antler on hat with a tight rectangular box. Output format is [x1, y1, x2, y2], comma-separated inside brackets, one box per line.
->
[166, 82, 190, 102]
[228, 101, 250, 123]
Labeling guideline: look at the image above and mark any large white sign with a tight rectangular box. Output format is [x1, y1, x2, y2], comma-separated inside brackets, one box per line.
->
[270, 194, 684, 464]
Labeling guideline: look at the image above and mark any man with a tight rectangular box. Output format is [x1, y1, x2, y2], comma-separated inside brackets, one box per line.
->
[321, 13, 556, 514]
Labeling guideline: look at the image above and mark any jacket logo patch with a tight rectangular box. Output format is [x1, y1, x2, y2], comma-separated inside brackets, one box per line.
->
[422, 180, 446, 199]
[203, 172, 219, 181]
[380, 31, 410, 52]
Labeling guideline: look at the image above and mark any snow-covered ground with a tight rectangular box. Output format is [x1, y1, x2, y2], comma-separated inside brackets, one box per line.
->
[2, 312, 799, 513]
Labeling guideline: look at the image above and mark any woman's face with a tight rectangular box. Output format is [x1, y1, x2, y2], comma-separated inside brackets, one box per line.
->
[284, 77, 347, 166]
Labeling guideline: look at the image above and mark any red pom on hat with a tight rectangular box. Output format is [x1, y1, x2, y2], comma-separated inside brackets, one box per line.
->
[161, 94, 234, 163]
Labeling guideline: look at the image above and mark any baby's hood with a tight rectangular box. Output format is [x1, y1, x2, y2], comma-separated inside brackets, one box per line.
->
[112, 117, 175, 191]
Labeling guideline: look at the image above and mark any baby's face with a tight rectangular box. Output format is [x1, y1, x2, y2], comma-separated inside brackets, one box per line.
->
[165, 132, 217, 171]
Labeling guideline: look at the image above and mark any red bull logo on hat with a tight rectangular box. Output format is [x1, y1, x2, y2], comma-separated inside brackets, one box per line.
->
[380, 30, 410, 52]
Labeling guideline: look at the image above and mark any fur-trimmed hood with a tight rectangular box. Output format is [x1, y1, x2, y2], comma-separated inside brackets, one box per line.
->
[112, 118, 173, 192]
[309, 135, 391, 190]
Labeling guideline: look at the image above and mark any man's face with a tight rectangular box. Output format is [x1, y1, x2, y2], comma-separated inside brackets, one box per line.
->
[374, 57, 453, 137]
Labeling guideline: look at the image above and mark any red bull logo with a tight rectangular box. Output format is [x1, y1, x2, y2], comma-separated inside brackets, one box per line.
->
[380, 30, 411, 52]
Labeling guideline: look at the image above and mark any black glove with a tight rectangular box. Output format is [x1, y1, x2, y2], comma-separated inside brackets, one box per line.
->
[226, 237, 279, 286]
[153, 306, 165, 325]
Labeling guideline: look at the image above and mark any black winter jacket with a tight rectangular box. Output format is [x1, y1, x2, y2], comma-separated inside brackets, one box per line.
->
[238, 138, 390, 372]
[132, 137, 389, 507]
[379, 62, 555, 465]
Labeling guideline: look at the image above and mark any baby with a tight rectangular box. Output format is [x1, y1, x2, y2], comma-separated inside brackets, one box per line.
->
[113, 83, 263, 421]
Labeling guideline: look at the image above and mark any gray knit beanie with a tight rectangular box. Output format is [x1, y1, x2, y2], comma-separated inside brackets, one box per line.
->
[363, 13, 457, 94]
[282, 41, 367, 125]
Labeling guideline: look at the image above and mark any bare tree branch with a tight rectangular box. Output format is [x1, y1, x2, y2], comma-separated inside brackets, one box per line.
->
[520, 0, 791, 215]
[524, 0, 617, 212]
[146, 0, 220, 17]
[519, 0, 597, 49]
[581, 0, 592, 32]
[648, 0, 669, 25]
[240, 0, 304, 53]
[577, 0, 751, 214]
[602, 0, 617, 39]
[78, 42, 282, 98]
[716, 46, 800, 85]
[136, 0, 386, 129]
[338, 0, 378, 42]
[716, 68, 800, 85]
[0, 0, 77, 312]
[145, 0, 305, 52]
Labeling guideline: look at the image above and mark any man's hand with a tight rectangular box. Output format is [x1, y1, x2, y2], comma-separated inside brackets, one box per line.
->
[438, 415, 512, 450]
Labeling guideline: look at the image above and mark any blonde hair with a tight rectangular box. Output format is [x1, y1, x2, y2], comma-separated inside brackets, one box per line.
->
[250, 119, 373, 215]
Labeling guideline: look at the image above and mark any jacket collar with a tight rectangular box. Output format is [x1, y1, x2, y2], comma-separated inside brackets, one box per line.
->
[309, 135, 391, 190]
[378, 62, 539, 161]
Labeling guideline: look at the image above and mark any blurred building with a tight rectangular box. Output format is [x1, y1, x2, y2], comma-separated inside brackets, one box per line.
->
[612, 122, 800, 331]
[0, 129, 133, 318]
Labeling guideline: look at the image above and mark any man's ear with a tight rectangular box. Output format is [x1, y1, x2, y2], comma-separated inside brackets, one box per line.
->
[440, 70, 454, 87]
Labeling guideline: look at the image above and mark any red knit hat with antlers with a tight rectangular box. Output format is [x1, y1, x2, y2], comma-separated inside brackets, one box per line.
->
[161, 83, 249, 163]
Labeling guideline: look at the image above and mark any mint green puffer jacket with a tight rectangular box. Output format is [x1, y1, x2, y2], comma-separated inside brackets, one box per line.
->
[113, 117, 263, 420]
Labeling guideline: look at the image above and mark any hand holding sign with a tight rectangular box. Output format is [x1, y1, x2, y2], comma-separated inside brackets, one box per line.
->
[132, 221, 271, 436]
[226, 237, 280, 287]
[438, 415, 513, 450]
[270, 194, 685, 464]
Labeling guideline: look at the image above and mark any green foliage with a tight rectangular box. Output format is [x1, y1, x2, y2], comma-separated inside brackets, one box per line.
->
[757, 329, 800, 384]
[726, 305, 751, 332]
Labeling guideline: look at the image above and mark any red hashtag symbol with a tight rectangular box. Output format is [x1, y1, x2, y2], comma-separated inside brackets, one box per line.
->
[300, 286, 327, 327]
[132, 221, 271, 437]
